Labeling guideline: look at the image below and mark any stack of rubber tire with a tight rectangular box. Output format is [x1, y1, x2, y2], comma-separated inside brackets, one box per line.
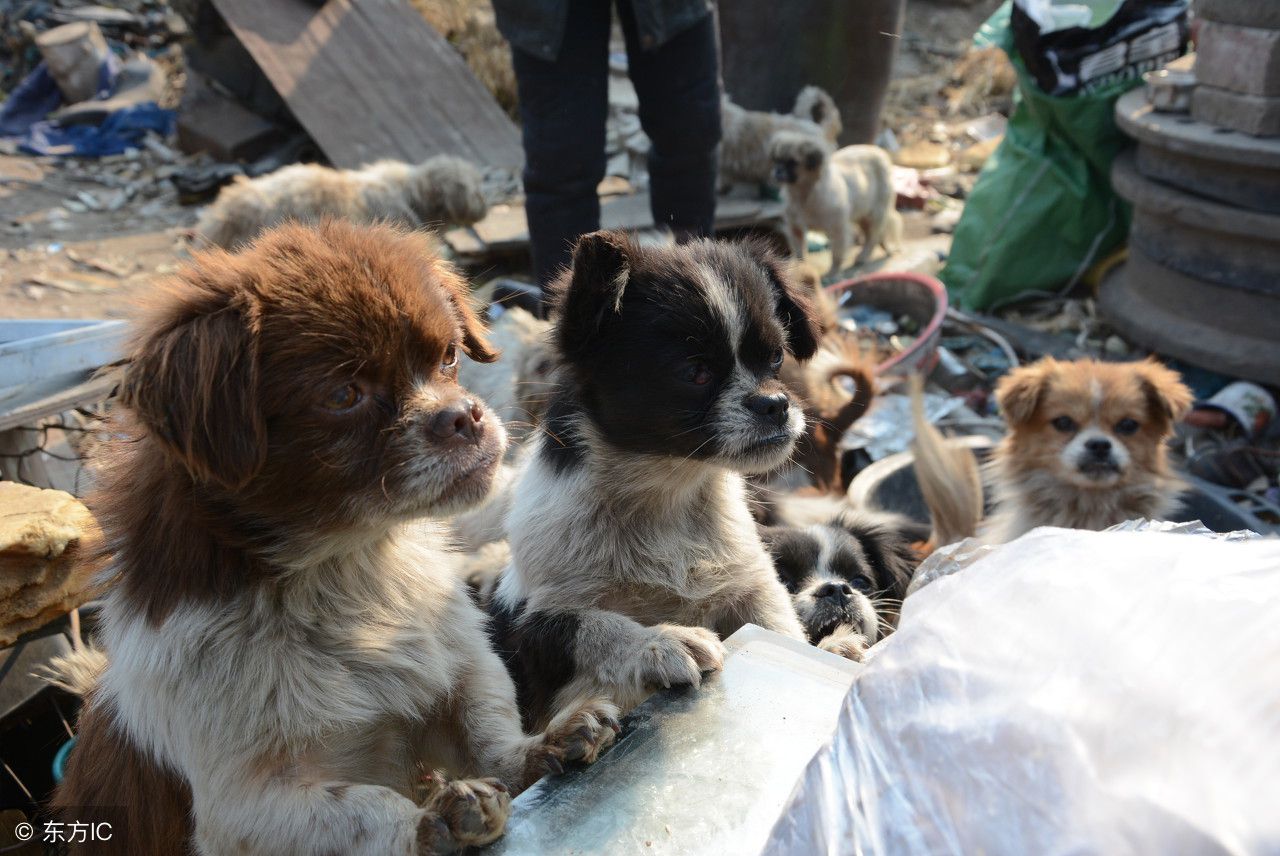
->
[1100, 0, 1280, 386]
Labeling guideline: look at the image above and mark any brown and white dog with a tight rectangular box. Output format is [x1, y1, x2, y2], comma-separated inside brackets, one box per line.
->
[194, 155, 489, 250]
[489, 231, 827, 729]
[53, 222, 616, 856]
[913, 357, 1194, 545]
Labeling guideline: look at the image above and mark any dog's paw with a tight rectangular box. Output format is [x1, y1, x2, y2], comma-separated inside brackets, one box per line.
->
[639, 624, 725, 689]
[818, 625, 869, 662]
[524, 696, 621, 786]
[425, 777, 510, 849]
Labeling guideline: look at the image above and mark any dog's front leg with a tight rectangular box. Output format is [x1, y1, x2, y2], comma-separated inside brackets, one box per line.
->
[190, 764, 498, 856]
[785, 210, 808, 261]
[517, 608, 725, 718]
[718, 573, 808, 641]
[817, 624, 869, 662]
[446, 626, 620, 793]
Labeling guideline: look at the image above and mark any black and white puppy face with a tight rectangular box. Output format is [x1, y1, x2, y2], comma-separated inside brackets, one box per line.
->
[548, 231, 821, 474]
[761, 512, 922, 644]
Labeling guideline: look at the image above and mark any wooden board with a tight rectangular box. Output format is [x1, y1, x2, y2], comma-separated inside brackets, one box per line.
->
[210, 0, 523, 169]
[445, 193, 786, 260]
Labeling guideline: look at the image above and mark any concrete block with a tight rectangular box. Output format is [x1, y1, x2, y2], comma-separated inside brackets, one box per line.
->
[1192, 85, 1280, 137]
[1197, 20, 1280, 97]
[1197, 0, 1280, 30]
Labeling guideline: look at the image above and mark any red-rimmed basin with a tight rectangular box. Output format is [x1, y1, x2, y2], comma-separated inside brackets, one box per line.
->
[824, 271, 948, 377]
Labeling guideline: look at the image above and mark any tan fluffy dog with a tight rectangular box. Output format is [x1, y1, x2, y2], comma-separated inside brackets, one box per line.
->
[195, 155, 489, 250]
[719, 86, 842, 188]
[913, 357, 1194, 546]
[770, 131, 901, 275]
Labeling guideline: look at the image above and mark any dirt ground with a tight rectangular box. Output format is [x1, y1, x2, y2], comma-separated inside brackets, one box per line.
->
[0, 0, 1001, 323]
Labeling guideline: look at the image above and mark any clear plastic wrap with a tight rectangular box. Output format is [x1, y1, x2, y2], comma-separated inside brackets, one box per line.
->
[766, 524, 1280, 855]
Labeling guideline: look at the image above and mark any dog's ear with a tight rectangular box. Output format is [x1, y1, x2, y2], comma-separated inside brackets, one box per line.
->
[742, 240, 821, 361]
[121, 288, 265, 490]
[1135, 358, 1193, 426]
[996, 359, 1056, 425]
[553, 230, 631, 361]
[436, 264, 498, 363]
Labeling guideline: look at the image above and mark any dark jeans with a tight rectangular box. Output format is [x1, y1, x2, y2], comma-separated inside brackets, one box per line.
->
[512, 0, 722, 296]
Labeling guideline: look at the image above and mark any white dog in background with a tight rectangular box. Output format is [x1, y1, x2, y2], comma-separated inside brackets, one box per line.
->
[769, 131, 901, 275]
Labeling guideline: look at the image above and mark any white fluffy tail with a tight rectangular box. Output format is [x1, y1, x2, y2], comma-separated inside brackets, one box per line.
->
[38, 645, 107, 696]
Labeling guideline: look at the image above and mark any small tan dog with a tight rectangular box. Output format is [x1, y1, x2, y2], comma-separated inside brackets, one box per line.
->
[770, 131, 901, 275]
[913, 357, 1194, 546]
[719, 86, 841, 188]
[195, 155, 489, 250]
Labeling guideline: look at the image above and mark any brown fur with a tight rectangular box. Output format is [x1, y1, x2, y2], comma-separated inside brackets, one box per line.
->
[194, 156, 489, 250]
[106, 223, 494, 625]
[913, 357, 1194, 545]
[776, 262, 875, 492]
[53, 696, 194, 856]
[54, 221, 620, 855]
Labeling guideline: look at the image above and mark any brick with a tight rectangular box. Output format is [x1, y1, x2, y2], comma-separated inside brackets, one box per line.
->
[1192, 85, 1280, 137]
[176, 72, 283, 162]
[1197, 20, 1280, 97]
[1197, 0, 1280, 30]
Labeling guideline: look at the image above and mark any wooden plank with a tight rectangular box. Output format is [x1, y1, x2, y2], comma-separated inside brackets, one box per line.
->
[211, 0, 523, 169]
[445, 194, 786, 260]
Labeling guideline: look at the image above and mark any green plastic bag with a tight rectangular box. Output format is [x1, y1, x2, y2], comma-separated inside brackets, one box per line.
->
[940, 2, 1177, 310]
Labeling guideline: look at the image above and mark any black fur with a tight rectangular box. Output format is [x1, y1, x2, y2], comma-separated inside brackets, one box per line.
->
[538, 395, 587, 474]
[487, 600, 580, 732]
[760, 511, 921, 643]
[543, 231, 820, 462]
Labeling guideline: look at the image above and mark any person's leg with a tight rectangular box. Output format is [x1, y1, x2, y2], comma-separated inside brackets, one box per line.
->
[511, 0, 612, 299]
[618, 1, 721, 241]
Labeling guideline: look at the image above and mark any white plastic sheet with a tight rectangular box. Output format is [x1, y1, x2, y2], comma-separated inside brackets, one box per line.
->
[767, 525, 1280, 856]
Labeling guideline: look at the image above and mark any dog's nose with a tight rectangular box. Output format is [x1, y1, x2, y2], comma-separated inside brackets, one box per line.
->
[1084, 437, 1112, 457]
[747, 392, 789, 428]
[814, 581, 854, 604]
[430, 400, 485, 444]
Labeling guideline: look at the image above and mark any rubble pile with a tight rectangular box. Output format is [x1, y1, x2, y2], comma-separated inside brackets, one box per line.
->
[1, 0, 189, 99]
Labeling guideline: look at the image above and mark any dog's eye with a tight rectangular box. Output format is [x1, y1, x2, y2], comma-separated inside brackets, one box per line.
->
[770, 348, 784, 371]
[681, 360, 713, 386]
[1051, 416, 1077, 433]
[321, 382, 363, 412]
[850, 575, 872, 592]
[1115, 417, 1140, 436]
[441, 343, 459, 371]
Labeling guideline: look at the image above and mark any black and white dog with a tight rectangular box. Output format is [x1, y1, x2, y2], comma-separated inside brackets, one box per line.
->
[489, 230, 834, 728]
[760, 511, 926, 661]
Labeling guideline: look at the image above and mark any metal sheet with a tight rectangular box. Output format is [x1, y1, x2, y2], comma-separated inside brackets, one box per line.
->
[487, 625, 859, 856]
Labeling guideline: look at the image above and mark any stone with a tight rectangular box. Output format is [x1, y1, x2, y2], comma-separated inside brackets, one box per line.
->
[1196, 20, 1280, 97]
[1192, 85, 1280, 137]
[0, 482, 102, 647]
